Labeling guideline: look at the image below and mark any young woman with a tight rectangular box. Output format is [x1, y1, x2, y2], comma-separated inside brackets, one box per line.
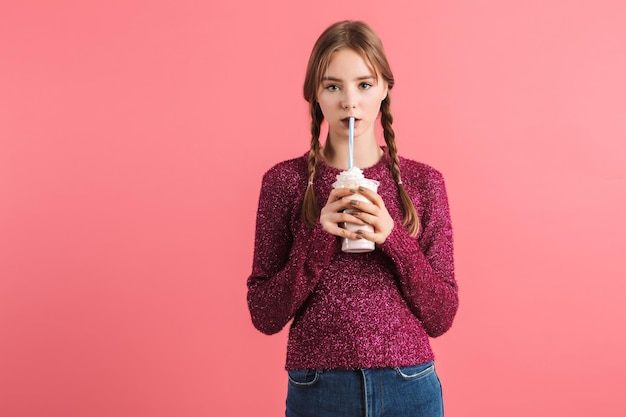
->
[247, 20, 458, 417]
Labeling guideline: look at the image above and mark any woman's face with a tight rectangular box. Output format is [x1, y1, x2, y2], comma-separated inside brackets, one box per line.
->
[317, 49, 388, 145]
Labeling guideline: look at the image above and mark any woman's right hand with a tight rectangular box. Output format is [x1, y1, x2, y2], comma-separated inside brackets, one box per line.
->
[319, 187, 367, 240]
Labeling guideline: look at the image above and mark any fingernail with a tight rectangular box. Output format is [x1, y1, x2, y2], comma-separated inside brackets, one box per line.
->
[358, 186, 366, 192]
[348, 188, 358, 193]
[349, 200, 359, 206]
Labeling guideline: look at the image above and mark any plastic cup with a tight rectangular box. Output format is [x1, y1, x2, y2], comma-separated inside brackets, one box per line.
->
[337, 179, 379, 253]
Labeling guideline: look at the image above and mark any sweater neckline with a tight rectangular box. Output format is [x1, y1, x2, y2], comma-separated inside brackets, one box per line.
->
[315, 146, 390, 179]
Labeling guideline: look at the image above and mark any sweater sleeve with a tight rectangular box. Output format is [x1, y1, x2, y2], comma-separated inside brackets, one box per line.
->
[379, 169, 458, 337]
[246, 166, 336, 335]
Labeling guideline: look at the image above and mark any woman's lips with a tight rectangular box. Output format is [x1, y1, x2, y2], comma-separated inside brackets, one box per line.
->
[341, 118, 360, 129]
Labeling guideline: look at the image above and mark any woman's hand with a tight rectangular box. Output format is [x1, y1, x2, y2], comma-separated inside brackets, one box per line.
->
[319, 186, 394, 245]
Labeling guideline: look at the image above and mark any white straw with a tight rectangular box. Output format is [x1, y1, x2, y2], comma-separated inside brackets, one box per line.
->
[348, 117, 354, 169]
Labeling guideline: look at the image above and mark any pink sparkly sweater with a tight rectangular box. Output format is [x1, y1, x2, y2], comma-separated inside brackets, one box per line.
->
[247, 150, 458, 370]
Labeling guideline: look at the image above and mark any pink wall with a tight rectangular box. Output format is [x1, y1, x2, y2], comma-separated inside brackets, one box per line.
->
[1, 1, 625, 416]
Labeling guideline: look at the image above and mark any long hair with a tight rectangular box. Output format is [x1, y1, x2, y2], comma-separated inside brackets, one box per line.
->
[301, 20, 419, 237]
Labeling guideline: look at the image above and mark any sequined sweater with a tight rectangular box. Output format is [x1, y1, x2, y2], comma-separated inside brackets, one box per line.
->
[247, 150, 458, 370]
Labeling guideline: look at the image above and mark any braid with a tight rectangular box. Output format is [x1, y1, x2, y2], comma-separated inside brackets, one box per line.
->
[302, 103, 324, 227]
[381, 97, 419, 236]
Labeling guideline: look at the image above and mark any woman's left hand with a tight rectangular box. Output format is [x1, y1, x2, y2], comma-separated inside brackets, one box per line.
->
[349, 186, 394, 245]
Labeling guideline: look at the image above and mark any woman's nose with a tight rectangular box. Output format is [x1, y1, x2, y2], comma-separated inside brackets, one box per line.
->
[341, 89, 357, 109]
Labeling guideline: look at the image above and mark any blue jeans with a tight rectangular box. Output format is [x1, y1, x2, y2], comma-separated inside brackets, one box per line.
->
[286, 362, 443, 417]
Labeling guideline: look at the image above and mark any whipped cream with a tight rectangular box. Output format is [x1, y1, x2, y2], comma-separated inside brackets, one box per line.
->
[332, 167, 366, 188]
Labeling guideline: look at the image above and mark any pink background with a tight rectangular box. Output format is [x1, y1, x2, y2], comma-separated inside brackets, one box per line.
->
[2, 1, 625, 416]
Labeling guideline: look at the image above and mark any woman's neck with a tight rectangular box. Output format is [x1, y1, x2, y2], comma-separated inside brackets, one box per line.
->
[322, 137, 383, 170]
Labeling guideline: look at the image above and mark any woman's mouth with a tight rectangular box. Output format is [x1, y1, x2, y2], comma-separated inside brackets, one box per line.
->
[341, 118, 360, 128]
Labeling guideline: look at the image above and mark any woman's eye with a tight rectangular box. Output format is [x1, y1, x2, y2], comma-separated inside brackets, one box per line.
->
[325, 85, 339, 92]
[360, 82, 372, 90]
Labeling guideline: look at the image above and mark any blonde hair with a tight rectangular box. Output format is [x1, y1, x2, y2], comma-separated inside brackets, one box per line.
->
[301, 20, 419, 237]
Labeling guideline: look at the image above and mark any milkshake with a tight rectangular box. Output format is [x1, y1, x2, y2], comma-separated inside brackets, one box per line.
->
[332, 167, 380, 253]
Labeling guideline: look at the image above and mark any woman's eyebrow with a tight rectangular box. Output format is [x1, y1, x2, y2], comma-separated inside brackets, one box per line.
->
[322, 75, 375, 82]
